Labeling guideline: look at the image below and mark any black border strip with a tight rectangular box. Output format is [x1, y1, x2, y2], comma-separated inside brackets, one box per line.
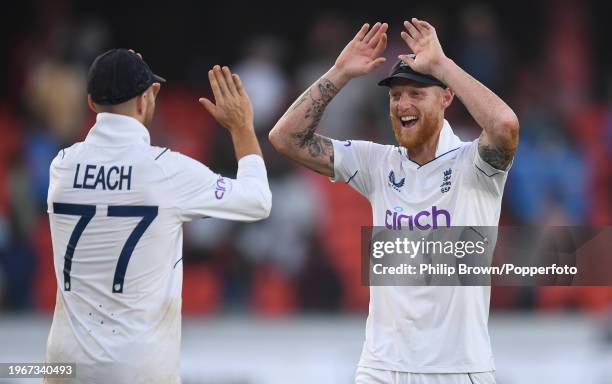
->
[346, 170, 359, 184]
[475, 163, 501, 177]
[154, 148, 169, 160]
[173, 258, 182, 269]
[415, 147, 461, 169]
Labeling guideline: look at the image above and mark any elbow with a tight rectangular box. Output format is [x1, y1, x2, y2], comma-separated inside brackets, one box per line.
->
[493, 111, 520, 147]
[259, 187, 272, 219]
[268, 126, 289, 155]
[501, 111, 520, 134]
[249, 186, 272, 221]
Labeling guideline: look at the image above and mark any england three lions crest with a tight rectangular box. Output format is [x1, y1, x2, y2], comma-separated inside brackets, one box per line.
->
[440, 168, 452, 193]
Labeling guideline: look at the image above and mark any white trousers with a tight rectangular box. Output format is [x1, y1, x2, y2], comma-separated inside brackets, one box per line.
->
[355, 367, 496, 384]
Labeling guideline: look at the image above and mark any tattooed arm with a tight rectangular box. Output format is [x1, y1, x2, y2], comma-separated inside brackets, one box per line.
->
[269, 71, 344, 176]
[441, 59, 520, 170]
[399, 18, 519, 170]
[269, 22, 388, 177]
[443, 59, 519, 170]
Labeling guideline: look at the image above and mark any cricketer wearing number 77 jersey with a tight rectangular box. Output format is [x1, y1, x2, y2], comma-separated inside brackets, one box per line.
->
[45, 49, 270, 384]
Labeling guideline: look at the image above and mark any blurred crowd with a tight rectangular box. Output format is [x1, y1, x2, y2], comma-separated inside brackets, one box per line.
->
[1, 1, 611, 315]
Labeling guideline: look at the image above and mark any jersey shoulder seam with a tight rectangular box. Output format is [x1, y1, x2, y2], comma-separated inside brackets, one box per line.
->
[53, 142, 83, 164]
[145, 146, 183, 215]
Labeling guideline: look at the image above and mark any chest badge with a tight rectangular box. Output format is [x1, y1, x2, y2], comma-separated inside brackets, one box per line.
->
[388, 170, 405, 192]
[440, 168, 452, 193]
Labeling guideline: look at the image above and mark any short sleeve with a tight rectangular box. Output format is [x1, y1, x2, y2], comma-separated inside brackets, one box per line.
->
[157, 151, 271, 222]
[330, 139, 383, 198]
[462, 139, 512, 196]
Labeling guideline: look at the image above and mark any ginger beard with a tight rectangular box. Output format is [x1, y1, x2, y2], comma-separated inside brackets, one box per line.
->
[388, 80, 452, 151]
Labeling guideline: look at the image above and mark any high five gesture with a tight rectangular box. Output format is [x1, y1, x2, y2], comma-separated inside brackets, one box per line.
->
[398, 18, 447, 79]
[269, 22, 388, 177]
[335, 22, 388, 80]
[200, 65, 262, 160]
[398, 17, 519, 170]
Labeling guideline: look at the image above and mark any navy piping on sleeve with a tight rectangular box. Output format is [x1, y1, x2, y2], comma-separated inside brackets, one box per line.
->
[154, 148, 169, 160]
[468, 226, 487, 240]
[173, 258, 182, 269]
[467, 373, 476, 384]
[346, 170, 359, 184]
[61, 149, 65, 159]
[475, 163, 501, 177]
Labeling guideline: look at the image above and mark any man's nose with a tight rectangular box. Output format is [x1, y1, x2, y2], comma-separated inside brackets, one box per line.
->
[397, 94, 414, 111]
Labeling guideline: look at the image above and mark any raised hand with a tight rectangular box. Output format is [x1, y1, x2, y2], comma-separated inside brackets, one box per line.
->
[334, 22, 388, 79]
[199, 65, 254, 132]
[128, 49, 142, 59]
[398, 18, 448, 77]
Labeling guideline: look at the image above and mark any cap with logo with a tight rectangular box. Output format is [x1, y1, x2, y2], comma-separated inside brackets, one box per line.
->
[87, 48, 166, 105]
[378, 55, 446, 88]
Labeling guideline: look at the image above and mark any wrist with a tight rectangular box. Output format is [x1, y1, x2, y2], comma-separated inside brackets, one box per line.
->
[430, 56, 454, 83]
[229, 124, 262, 160]
[327, 65, 352, 88]
[228, 122, 255, 134]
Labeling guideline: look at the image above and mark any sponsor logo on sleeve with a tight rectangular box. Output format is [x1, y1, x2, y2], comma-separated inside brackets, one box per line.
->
[215, 175, 227, 200]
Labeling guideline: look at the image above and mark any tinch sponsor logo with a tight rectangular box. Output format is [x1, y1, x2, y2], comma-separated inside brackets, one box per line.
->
[384, 205, 451, 230]
[388, 170, 405, 192]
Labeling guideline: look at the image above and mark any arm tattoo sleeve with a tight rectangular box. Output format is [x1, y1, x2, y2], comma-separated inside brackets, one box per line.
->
[289, 78, 339, 170]
[478, 141, 515, 170]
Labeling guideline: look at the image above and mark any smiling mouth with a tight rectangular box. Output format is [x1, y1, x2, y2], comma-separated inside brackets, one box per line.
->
[400, 116, 419, 128]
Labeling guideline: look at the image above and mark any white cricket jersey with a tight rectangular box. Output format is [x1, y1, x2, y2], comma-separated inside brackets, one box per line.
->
[45, 113, 271, 383]
[332, 120, 510, 373]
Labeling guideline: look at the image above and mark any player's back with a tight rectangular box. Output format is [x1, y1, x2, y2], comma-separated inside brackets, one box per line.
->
[46, 114, 185, 383]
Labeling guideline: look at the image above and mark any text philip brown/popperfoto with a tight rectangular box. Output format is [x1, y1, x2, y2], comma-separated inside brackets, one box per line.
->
[370, 238, 578, 277]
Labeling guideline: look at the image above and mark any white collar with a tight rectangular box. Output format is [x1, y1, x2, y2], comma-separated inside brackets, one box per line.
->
[84, 113, 151, 146]
[434, 119, 462, 157]
[401, 119, 462, 168]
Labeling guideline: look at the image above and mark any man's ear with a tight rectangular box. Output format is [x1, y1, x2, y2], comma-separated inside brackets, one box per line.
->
[151, 82, 161, 98]
[87, 95, 98, 113]
[135, 92, 146, 115]
[442, 87, 454, 109]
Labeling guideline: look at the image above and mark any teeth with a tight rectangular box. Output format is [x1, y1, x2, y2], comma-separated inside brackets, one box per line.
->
[400, 116, 418, 122]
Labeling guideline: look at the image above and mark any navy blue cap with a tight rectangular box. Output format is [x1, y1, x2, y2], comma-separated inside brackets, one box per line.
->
[378, 56, 446, 88]
[87, 49, 166, 105]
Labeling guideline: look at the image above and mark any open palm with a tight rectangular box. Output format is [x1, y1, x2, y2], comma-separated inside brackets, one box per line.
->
[335, 22, 388, 78]
[398, 18, 447, 76]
